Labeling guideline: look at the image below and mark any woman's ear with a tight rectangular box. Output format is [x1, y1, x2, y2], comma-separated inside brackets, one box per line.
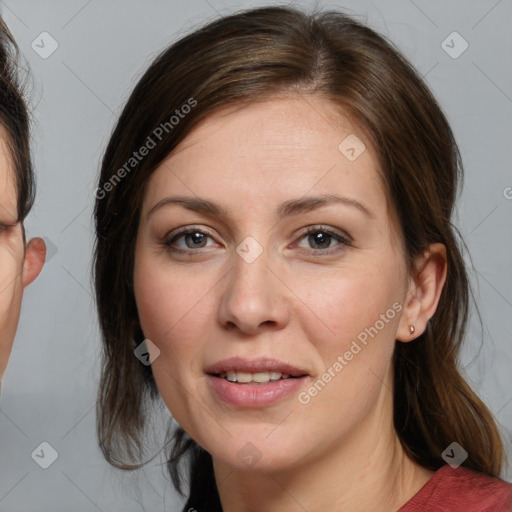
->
[22, 237, 46, 287]
[396, 243, 447, 342]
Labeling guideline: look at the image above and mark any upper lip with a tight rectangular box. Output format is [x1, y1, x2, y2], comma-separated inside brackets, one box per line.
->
[205, 357, 309, 377]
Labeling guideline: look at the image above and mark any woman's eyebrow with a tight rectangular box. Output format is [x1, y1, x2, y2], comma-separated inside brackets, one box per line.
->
[147, 193, 374, 220]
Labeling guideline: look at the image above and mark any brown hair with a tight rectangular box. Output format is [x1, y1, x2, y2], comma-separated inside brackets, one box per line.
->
[0, 16, 34, 222]
[93, 5, 505, 506]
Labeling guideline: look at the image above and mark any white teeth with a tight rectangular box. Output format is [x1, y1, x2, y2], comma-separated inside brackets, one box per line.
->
[226, 371, 237, 382]
[252, 372, 270, 383]
[236, 372, 253, 383]
[218, 370, 292, 383]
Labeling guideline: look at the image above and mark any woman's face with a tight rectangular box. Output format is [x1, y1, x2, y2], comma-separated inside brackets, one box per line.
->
[134, 95, 412, 472]
[0, 131, 26, 382]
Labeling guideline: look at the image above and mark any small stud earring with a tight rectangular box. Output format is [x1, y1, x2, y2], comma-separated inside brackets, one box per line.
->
[409, 325, 415, 335]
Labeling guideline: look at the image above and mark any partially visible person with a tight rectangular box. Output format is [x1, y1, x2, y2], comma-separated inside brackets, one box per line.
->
[0, 17, 45, 393]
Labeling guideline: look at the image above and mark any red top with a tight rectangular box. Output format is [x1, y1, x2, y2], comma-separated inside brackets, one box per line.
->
[398, 465, 512, 511]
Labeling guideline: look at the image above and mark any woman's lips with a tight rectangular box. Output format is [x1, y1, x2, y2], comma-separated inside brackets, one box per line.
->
[206, 374, 307, 408]
[204, 356, 308, 377]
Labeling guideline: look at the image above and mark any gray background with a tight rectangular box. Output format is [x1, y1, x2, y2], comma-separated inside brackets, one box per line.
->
[0, 0, 511, 510]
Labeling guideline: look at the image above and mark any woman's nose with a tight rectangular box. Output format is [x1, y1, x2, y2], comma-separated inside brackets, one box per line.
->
[217, 240, 291, 336]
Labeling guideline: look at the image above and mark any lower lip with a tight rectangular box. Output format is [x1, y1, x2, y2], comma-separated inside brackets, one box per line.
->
[207, 375, 307, 408]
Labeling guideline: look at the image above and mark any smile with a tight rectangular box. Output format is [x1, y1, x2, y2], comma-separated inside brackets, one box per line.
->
[216, 370, 294, 384]
[205, 356, 310, 407]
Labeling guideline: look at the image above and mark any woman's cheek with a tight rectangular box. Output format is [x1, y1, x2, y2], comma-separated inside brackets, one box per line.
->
[136, 274, 206, 367]
[0, 248, 22, 310]
[0, 253, 24, 377]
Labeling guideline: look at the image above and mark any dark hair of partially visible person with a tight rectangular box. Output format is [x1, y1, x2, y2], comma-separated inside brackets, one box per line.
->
[0, 16, 34, 223]
[93, 5, 506, 510]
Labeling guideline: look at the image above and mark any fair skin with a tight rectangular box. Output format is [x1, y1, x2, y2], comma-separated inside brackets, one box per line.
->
[133, 95, 447, 512]
[0, 127, 45, 392]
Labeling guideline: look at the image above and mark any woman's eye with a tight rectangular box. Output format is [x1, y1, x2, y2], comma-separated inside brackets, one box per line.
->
[163, 225, 350, 256]
[0, 222, 14, 234]
[296, 227, 351, 253]
[164, 229, 216, 251]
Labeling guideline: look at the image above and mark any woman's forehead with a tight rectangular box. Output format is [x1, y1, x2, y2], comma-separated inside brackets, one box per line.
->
[172, 95, 369, 153]
[145, 96, 383, 206]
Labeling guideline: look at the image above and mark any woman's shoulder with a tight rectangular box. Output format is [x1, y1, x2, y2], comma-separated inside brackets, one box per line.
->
[399, 464, 512, 512]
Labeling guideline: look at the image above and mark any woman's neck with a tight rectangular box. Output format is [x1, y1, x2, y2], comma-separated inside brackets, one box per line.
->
[212, 384, 434, 512]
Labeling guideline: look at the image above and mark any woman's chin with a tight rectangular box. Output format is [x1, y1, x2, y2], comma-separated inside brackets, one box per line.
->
[214, 450, 301, 473]
[201, 431, 306, 473]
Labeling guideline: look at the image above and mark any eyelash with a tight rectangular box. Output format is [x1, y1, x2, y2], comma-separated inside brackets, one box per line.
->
[162, 225, 352, 256]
